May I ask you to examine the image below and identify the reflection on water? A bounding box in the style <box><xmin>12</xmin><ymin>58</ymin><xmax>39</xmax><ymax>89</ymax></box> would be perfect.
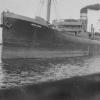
<box><xmin>1</xmin><ymin>56</ymin><xmax>100</xmax><ymax>88</ymax></box>
<box><xmin>0</xmin><ymin>46</ymin><xmax>100</xmax><ymax>88</ymax></box>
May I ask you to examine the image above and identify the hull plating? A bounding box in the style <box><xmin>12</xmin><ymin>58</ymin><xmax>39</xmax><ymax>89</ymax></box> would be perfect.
<box><xmin>1</xmin><ymin>12</ymin><xmax>100</xmax><ymax>59</ymax></box>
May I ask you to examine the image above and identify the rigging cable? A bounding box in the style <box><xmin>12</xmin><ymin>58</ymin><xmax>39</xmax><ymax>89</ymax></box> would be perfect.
<box><xmin>53</xmin><ymin>0</ymin><xmax>60</xmax><ymax>20</ymax></box>
<box><xmin>35</xmin><ymin>0</ymin><xmax>44</xmax><ymax>17</ymax></box>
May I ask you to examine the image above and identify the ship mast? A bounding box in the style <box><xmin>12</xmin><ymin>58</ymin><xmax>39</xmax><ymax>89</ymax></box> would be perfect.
<box><xmin>46</xmin><ymin>0</ymin><xmax>51</xmax><ymax>23</ymax></box>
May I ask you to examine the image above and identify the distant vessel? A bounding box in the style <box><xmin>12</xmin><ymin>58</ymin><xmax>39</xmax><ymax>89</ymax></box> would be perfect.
<box><xmin>1</xmin><ymin>1</ymin><xmax>100</xmax><ymax>59</ymax></box>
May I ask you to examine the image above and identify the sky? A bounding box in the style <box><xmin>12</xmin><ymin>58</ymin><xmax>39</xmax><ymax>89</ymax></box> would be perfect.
<box><xmin>0</xmin><ymin>0</ymin><xmax>100</xmax><ymax>19</ymax></box>
<box><xmin>0</xmin><ymin>0</ymin><xmax>100</xmax><ymax>42</ymax></box>
<box><xmin>87</xmin><ymin>10</ymin><xmax>100</xmax><ymax>32</ymax></box>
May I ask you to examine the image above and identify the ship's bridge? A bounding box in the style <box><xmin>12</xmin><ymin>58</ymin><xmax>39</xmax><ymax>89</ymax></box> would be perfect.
<box><xmin>52</xmin><ymin>19</ymin><xmax>83</xmax><ymax>34</ymax></box>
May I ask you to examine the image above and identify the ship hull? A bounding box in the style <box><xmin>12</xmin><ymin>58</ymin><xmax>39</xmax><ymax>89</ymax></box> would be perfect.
<box><xmin>1</xmin><ymin>12</ymin><xmax>100</xmax><ymax>59</ymax></box>
<box><xmin>2</xmin><ymin>46</ymin><xmax>89</xmax><ymax>59</ymax></box>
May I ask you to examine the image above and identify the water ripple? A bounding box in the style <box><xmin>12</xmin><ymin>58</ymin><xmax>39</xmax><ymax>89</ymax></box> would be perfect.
<box><xmin>0</xmin><ymin>56</ymin><xmax>99</xmax><ymax>88</ymax></box>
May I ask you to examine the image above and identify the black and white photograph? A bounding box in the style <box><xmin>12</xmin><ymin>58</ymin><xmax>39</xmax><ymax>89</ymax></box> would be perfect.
<box><xmin>0</xmin><ymin>0</ymin><xmax>100</xmax><ymax>100</ymax></box>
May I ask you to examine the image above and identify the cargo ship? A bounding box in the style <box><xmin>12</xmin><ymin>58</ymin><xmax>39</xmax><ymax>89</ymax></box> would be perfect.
<box><xmin>1</xmin><ymin>0</ymin><xmax>100</xmax><ymax>59</ymax></box>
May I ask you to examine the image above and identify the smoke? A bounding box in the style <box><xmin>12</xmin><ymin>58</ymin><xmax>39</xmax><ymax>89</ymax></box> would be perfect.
<box><xmin>80</xmin><ymin>4</ymin><xmax>100</xmax><ymax>13</ymax></box>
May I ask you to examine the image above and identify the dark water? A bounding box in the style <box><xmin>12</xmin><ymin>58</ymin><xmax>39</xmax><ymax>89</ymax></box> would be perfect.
<box><xmin>0</xmin><ymin>46</ymin><xmax>100</xmax><ymax>88</ymax></box>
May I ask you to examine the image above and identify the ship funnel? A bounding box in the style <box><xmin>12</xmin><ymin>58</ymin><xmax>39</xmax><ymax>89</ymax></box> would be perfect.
<box><xmin>80</xmin><ymin>3</ymin><xmax>100</xmax><ymax>13</ymax></box>
<box><xmin>80</xmin><ymin>4</ymin><xmax>100</xmax><ymax>32</ymax></box>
